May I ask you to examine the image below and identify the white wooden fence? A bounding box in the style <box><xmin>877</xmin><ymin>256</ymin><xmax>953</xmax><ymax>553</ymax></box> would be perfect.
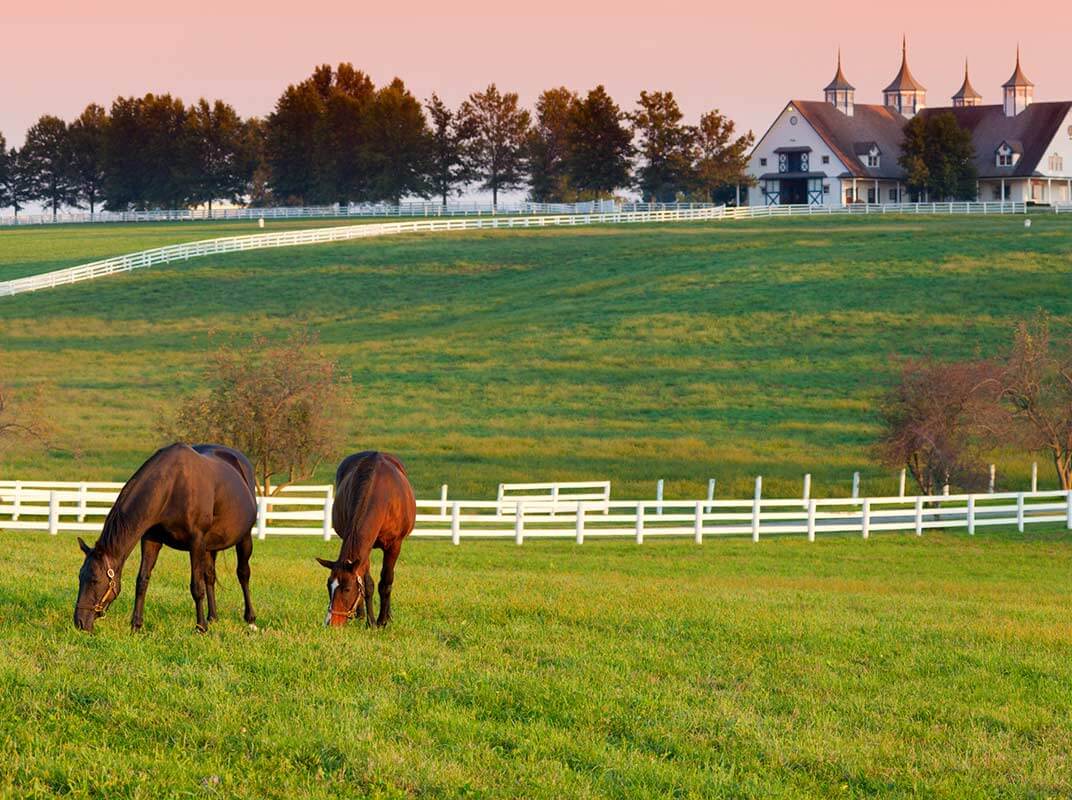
<box><xmin>0</xmin><ymin>202</ymin><xmax>1031</xmax><ymax>299</ymax></box>
<box><xmin>2</xmin><ymin>480</ymin><xmax>1068</xmax><ymax>544</ymax></box>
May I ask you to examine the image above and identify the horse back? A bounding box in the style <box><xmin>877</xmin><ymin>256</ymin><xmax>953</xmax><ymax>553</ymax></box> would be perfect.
<box><xmin>333</xmin><ymin>452</ymin><xmax>415</xmax><ymax>546</ymax></box>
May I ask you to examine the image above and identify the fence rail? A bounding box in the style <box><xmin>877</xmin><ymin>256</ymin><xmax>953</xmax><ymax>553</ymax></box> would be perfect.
<box><xmin>2</xmin><ymin>481</ymin><xmax>1068</xmax><ymax>543</ymax></box>
<box><xmin>0</xmin><ymin>201</ymin><xmax>1032</xmax><ymax>299</ymax></box>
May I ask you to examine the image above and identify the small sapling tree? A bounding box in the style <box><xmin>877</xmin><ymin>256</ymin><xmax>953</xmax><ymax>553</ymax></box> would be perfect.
<box><xmin>170</xmin><ymin>332</ymin><xmax>351</xmax><ymax>496</ymax></box>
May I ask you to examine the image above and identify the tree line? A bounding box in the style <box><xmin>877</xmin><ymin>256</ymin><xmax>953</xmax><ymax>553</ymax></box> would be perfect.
<box><xmin>0</xmin><ymin>64</ymin><xmax>754</xmax><ymax>217</ymax></box>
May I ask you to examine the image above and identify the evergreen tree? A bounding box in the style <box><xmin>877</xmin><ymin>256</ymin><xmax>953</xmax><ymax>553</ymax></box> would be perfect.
<box><xmin>68</xmin><ymin>104</ymin><xmax>108</xmax><ymax>214</ymax></box>
<box><xmin>566</xmin><ymin>85</ymin><xmax>633</xmax><ymax>198</ymax></box>
<box><xmin>631</xmin><ymin>91</ymin><xmax>695</xmax><ymax>202</ymax></box>
<box><xmin>460</xmin><ymin>85</ymin><xmax>531</xmax><ymax>206</ymax></box>
<box><xmin>425</xmin><ymin>93</ymin><xmax>476</xmax><ymax>206</ymax></box>
<box><xmin>899</xmin><ymin>112</ymin><xmax>977</xmax><ymax>201</ymax></box>
<box><xmin>21</xmin><ymin>115</ymin><xmax>78</xmax><ymax>220</ymax></box>
<box><xmin>266</xmin><ymin>80</ymin><xmax>325</xmax><ymax>205</ymax></box>
<box><xmin>0</xmin><ymin>134</ymin><xmax>9</xmax><ymax>212</ymax></box>
<box><xmin>103</xmin><ymin>94</ymin><xmax>191</xmax><ymax>209</ymax></box>
<box><xmin>366</xmin><ymin>78</ymin><xmax>431</xmax><ymax>203</ymax></box>
<box><xmin>527</xmin><ymin>87</ymin><xmax>577</xmax><ymax>202</ymax></box>
<box><xmin>188</xmin><ymin>99</ymin><xmax>253</xmax><ymax>213</ymax></box>
<box><xmin>4</xmin><ymin>148</ymin><xmax>35</xmax><ymax>218</ymax></box>
<box><xmin>689</xmin><ymin>109</ymin><xmax>753</xmax><ymax>204</ymax></box>
<box><xmin>316</xmin><ymin>65</ymin><xmax>375</xmax><ymax>204</ymax></box>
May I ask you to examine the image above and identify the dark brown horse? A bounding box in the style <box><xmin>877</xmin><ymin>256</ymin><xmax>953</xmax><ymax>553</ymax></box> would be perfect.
<box><xmin>317</xmin><ymin>451</ymin><xmax>416</xmax><ymax>628</ymax></box>
<box><xmin>74</xmin><ymin>443</ymin><xmax>258</xmax><ymax>633</ymax></box>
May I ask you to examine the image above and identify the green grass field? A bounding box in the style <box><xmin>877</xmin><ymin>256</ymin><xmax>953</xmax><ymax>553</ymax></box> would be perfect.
<box><xmin>2</xmin><ymin>529</ymin><xmax>1070</xmax><ymax>798</ymax></box>
<box><xmin>3</xmin><ymin>214</ymin><xmax>1072</xmax><ymax>798</ymax></box>
<box><xmin>2</xmin><ymin>214</ymin><xmax>1071</xmax><ymax>498</ymax></box>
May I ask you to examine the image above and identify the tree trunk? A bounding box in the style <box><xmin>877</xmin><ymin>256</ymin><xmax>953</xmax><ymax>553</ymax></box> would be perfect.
<box><xmin>1056</xmin><ymin>451</ymin><xmax>1072</xmax><ymax>490</ymax></box>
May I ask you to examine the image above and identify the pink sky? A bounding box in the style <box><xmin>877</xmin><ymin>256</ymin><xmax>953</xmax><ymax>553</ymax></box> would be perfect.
<box><xmin>3</xmin><ymin>1</ymin><xmax>1067</xmax><ymax>147</ymax></box>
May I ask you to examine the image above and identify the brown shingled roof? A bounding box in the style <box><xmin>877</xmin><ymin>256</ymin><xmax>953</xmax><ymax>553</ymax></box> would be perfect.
<box><xmin>791</xmin><ymin>100</ymin><xmax>908</xmax><ymax>178</ymax></box>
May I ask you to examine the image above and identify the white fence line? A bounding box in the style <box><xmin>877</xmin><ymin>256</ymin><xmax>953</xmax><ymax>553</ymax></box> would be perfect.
<box><xmin>0</xmin><ymin>201</ymin><xmax>1030</xmax><ymax>299</ymax></box>
<box><xmin>2</xmin><ymin>481</ymin><xmax>1068</xmax><ymax>543</ymax></box>
<box><xmin>0</xmin><ymin>199</ymin><xmax>629</xmax><ymax>227</ymax></box>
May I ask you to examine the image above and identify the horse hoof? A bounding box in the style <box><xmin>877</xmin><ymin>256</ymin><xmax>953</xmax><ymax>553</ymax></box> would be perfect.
<box><xmin>195</xmin><ymin>624</ymin><xmax>208</xmax><ymax>634</ymax></box>
<box><xmin>247</xmin><ymin>623</ymin><xmax>259</xmax><ymax>632</ymax></box>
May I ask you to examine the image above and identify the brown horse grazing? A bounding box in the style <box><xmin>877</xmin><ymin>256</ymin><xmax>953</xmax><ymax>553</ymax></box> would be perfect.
<box><xmin>74</xmin><ymin>443</ymin><xmax>257</xmax><ymax>633</ymax></box>
<box><xmin>317</xmin><ymin>451</ymin><xmax>416</xmax><ymax>628</ymax></box>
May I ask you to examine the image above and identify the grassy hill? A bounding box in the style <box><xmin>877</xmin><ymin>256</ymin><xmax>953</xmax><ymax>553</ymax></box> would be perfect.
<box><xmin>2</xmin><ymin>213</ymin><xmax>1071</xmax><ymax>499</ymax></box>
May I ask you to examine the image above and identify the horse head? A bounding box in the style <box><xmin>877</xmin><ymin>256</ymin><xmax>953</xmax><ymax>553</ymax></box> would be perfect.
<box><xmin>316</xmin><ymin>557</ymin><xmax>365</xmax><ymax>627</ymax></box>
<box><xmin>73</xmin><ymin>537</ymin><xmax>121</xmax><ymax>631</ymax></box>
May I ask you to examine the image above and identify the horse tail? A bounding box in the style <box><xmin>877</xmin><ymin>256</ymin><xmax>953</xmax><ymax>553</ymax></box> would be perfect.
<box><xmin>333</xmin><ymin>452</ymin><xmax>381</xmax><ymax>546</ymax></box>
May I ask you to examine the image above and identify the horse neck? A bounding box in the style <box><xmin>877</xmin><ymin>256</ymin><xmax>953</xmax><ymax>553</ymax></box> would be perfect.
<box><xmin>339</xmin><ymin>504</ymin><xmax>386</xmax><ymax>568</ymax></box>
<box><xmin>98</xmin><ymin>486</ymin><xmax>159</xmax><ymax>567</ymax></box>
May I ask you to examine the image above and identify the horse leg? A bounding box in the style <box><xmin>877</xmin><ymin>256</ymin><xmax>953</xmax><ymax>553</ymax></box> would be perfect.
<box><xmin>362</xmin><ymin>563</ymin><xmax>376</xmax><ymax>628</ymax></box>
<box><xmin>376</xmin><ymin>542</ymin><xmax>402</xmax><ymax>628</ymax></box>
<box><xmin>204</xmin><ymin>551</ymin><xmax>219</xmax><ymax>622</ymax></box>
<box><xmin>130</xmin><ymin>539</ymin><xmax>163</xmax><ymax>632</ymax></box>
<box><xmin>189</xmin><ymin>540</ymin><xmax>209</xmax><ymax>632</ymax></box>
<box><xmin>236</xmin><ymin>533</ymin><xmax>256</xmax><ymax>625</ymax></box>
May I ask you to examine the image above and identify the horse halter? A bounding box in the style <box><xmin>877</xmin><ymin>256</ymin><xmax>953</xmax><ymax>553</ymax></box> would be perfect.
<box><xmin>77</xmin><ymin>556</ymin><xmax>117</xmax><ymax>616</ymax></box>
<box><xmin>327</xmin><ymin>577</ymin><xmax>363</xmax><ymax>622</ymax></box>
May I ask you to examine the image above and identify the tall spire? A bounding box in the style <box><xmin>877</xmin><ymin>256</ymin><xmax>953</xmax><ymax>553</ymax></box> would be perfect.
<box><xmin>824</xmin><ymin>48</ymin><xmax>856</xmax><ymax>115</ymax></box>
<box><xmin>952</xmin><ymin>59</ymin><xmax>982</xmax><ymax>107</ymax></box>
<box><xmin>1003</xmin><ymin>45</ymin><xmax>1034</xmax><ymax>116</ymax></box>
<box><xmin>883</xmin><ymin>36</ymin><xmax>927</xmax><ymax>117</ymax></box>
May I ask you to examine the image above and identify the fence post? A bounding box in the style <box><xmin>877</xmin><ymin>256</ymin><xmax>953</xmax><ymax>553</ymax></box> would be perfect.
<box><xmin>861</xmin><ymin>499</ymin><xmax>870</xmax><ymax>540</ymax></box>
<box><xmin>752</xmin><ymin>476</ymin><xmax>762</xmax><ymax>543</ymax></box>
<box><xmin>898</xmin><ymin>469</ymin><xmax>906</xmax><ymax>498</ymax></box>
<box><xmin>575</xmin><ymin>502</ymin><xmax>585</xmax><ymax>545</ymax></box>
<box><xmin>989</xmin><ymin>464</ymin><xmax>996</xmax><ymax>493</ymax></box>
<box><xmin>551</xmin><ymin>483</ymin><xmax>559</xmax><ymax>518</ymax></box>
<box><xmin>451</xmin><ymin>503</ymin><xmax>461</xmax><ymax>546</ymax></box>
<box><xmin>12</xmin><ymin>480</ymin><xmax>21</xmax><ymax>521</ymax></box>
<box><xmin>635</xmin><ymin>502</ymin><xmax>644</xmax><ymax>544</ymax></box>
<box><xmin>967</xmin><ymin>495</ymin><xmax>976</xmax><ymax>535</ymax></box>
<box><xmin>322</xmin><ymin>496</ymin><xmax>333</xmax><ymax>541</ymax></box>
<box><xmin>514</xmin><ymin>502</ymin><xmax>525</xmax><ymax>546</ymax></box>
<box><xmin>851</xmin><ymin>472</ymin><xmax>860</xmax><ymax>498</ymax></box>
<box><xmin>441</xmin><ymin>484</ymin><xmax>449</xmax><ymax>519</ymax></box>
<box><xmin>706</xmin><ymin>479</ymin><xmax>715</xmax><ymax>513</ymax></box>
<box><xmin>48</xmin><ymin>491</ymin><xmax>59</xmax><ymax>535</ymax></box>
<box><xmin>1066</xmin><ymin>490</ymin><xmax>1072</xmax><ymax>531</ymax></box>
<box><xmin>914</xmin><ymin>495</ymin><xmax>923</xmax><ymax>536</ymax></box>
<box><xmin>1016</xmin><ymin>493</ymin><xmax>1024</xmax><ymax>532</ymax></box>
<box><xmin>77</xmin><ymin>483</ymin><xmax>87</xmax><ymax>523</ymax></box>
<box><xmin>256</xmin><ymin>496</ymin><xmax>267</xmax><ymax>540</ymax></box>
<box><xmin>807</xmin><ymin>498</ymin><xmax>817</xmax><ymax>542</ymax></box>
<box><xmin>1031</xmin><ymin>462</ymin><xmax>1038</xmax><ymax>493</ymax></box>
<box><xmin>803</xmin><ymin>473</ymin><xmax>811</xmax><ymax>508</ymax></box>
<box><xmin>496</xmin><ymin>483</ymin><xmax>504</xmax><ymax>518</ymax></box>
<box><xmin>694</xmin><ymin>500</ymin><xmax>703</xmax><ymax>544</ymax></box>
<box><xmin>656</xmin><ymin>480</ymin><xmax>664</xmax><ymax>516</ymax></box>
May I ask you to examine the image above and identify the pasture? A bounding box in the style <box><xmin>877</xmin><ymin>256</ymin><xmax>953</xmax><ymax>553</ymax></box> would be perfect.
<box><xmin>2</xmin><ymin>213</ymin><xmax>1072</xmax><ymax>498</ymax></box>
<box><xmin>2</xmin><ymin>528</ymin><xmax>1071</xmax><ymax>798</ymax></box>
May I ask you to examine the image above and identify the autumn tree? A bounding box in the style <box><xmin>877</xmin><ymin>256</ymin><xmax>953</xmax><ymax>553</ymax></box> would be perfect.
<box><xmin>566</xmin><ymin>85</ymin><xmax>633</xmax><ymax>198</ymax></box>
<box><xmin>460</xmin><ymin>84</ymin><xmax>531</xmax><ymax>206</ymax></box>
<box><xmin>690</xmin><ymin>109</ymin><xmax>753</xmax><ymax>204</ymax></box>
<box><xmin>877</xmin><ymin>358</ymin><xmax>1001</xmax><ymax>495</ymax></box>
<box><xmin>170</xmin><ymin>333</ymin><xmax>351</xmax><ymax>496</ymax></box>
<box><xmin>424</xmin><ymin>93</ymin><xmax>476</xmax><ymax>206</ymax></box>
<box><xmin>527</xmin><ymin>87</ymin><xmax>578</xmax><ymax>202</ymax></box>
<box><xmin>1001</xmin><ymin>314</ymin><xmax>1072</xmax><ymax>489</ymax></box>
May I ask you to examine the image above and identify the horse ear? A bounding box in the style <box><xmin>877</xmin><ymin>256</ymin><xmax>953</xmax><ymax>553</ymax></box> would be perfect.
<box><xmin>341</xmin><ymin>559</ymin><xmax>356</xmax><ymax>571</ymax></box>
<box><xmin>77</xmin><ymin>537</ymin><xmax>93</xmax><ymax>556</ymax></box>
<box><xmin>315</xmin><ymin>557</ymin><xmax>336</xmax><ymax>570</ymax></box>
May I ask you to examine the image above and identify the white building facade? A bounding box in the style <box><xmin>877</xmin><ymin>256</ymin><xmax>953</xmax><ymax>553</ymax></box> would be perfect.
<box><xmin>747</xmin><ymin>44</ymin><xmax>1072</xmax><ymax>206</ymax></box>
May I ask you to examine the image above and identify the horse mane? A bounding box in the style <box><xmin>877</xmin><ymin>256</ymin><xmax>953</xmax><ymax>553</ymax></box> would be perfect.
<box><xmin>96</xmin><ymin>444</ymin><xmax>179</xmax><ymax>551</ymax></box>
<box><xmin>335</xmin><ymin>452</ymin><xmax>382</xmax><ymax>547</ymax></box>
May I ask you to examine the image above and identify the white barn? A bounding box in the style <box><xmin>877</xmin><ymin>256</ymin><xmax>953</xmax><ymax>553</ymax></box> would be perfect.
<box><xmin>747</xmin><ymin>42</ymin><xmax>1072</xmax><ymax>206</ymax></box>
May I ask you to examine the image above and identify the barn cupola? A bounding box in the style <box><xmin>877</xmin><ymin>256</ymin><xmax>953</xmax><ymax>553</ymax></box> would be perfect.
<box><xmin>883</xmin><ymin>37</ymin><xmax>927</xmax><ymax>118</ymax></box>
<box><xmin>1002</xmin><ymin>46</ymin><xmax>1034</xmax><ymax>117</ymax></box>
<box><xmin>952</xmin><ymin>60</ymin><xmax>982</xmax><ymax>107</ymax></box>
<box><xmin>824</xmin><ymin>50</ymin><xmax>856</xmax><ymax>116</ymax></box>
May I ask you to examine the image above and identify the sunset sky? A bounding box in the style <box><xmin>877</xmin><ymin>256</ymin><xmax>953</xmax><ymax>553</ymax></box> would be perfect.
<box><xmin>3</xmin><ymin>0</ymin><xmax>1067</xmax><ymax>147</ymax></box>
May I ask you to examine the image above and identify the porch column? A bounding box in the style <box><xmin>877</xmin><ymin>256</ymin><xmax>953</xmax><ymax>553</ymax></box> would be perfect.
<box><xmin>735</xmin><ymin>184</ymin><xmax>741</xmax><ymax>206</ymax></box>
<box><xmin>852</xmin><ymin>177</ymin><xmax>857</xmax><ymax>203</ymax></box>
<box><xmin>1001</xmin><ymin>179</ymin><xmax>1006</xmax><ymax>201</ymax></box>
<box><xmin>874</xmin><ymin>180</ymin><xmax>878</xmax><ymax>205</ymax></box>
<box><xmin>1048</xmin><ymin>178</ymin><xmax>1053</xmax><ymax>203</ymax></box>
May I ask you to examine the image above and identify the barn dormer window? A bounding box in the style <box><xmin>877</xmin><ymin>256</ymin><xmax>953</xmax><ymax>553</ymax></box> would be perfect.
<box><xmin>997</xmin><ymin>143</ymin><xmax>1015</xmax><ymax>167</ymax></box>
<box><xmin>1049</xmin><ymin>153</ymin><xmax>1064</xmax><ymax>172</ymax></box>
<box><xmin>866</xmin><ymin>146</ymin><xmax>880</xmax><ymax>168</ymax></box>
